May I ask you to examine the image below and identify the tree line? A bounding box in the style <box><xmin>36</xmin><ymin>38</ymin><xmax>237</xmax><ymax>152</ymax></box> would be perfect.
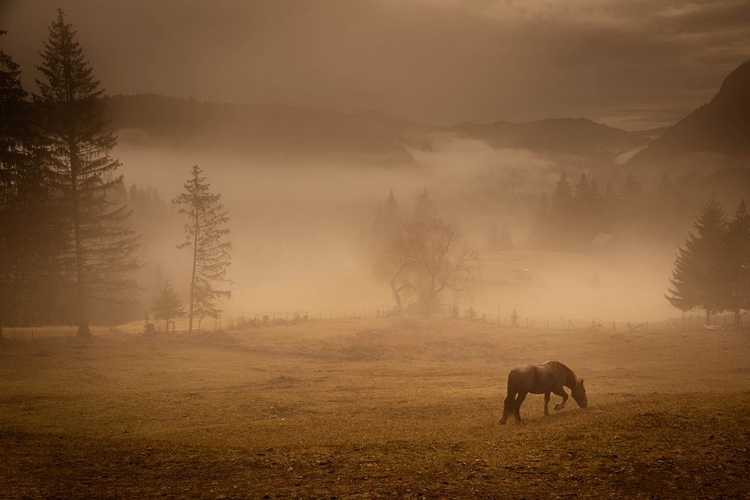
<box><xmin>0</xmin><ymin>12</ymin><xmax>231</xmax><ymax>336</ymax></box>
<box><xmin>528</xmin><ymin>167</ymin><xmax>750</xmax><ymax>252</ymax></box>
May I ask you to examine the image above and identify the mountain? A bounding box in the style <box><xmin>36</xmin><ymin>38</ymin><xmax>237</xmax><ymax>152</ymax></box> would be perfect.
<box><xmin>105</xmin><ymin>94</ymin><xmax>419</xmax><ymax>166</ymax></box>
<box><xmin>630</xmin><ymin>60</ymin><xmax>750</xmax><ymax>166</ymax></box>
<box><xmin>104</xmin><ymin>94</ymin><xmax>657</xmax><ymax>168</ymax></box>
<box><xmin>453</xmin><ymin>118</ymin><xmax>654</xmax><ymax>162</ymax></box>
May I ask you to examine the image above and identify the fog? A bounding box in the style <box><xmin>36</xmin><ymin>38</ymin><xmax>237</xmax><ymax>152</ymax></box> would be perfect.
<box><xmin>4</xmin><ymin>1</ymin><xmax>747</xmax><ymax>329</ymax></box>
<box><xmin>116</xmin><ymin>134</ymin><xmax>683</xmax><ymax>323</ymax></box>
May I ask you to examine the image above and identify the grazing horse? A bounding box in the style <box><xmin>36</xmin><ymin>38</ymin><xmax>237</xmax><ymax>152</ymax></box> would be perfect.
<box><xmin>500</xmin><ymin>360</ymin><xmax>587</xmax><ymax>425</ymax></box>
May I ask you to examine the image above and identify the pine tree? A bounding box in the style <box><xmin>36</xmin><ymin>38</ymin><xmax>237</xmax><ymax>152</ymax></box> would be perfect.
<box><xmin>173</xmin><ymin>165</ymin><xmax>231</xmax><ymax>332</ymax></box>
<box><xmin>529</xmin><ymin>194</ymin><xmax>550</xmax><ymax>249</ymax></box>
<box><xmin>34</xmin><ymin>11</ymin><xmax>140</xmax><ymax>336</ymax></box>
<box><xmin>551</xmin><ymin>173</ymin><xmax>574</xmax><ymax>248</ymax></box>
<box><xmin>665</xmin><ymin>198</ymin><xmax>727</xmax><ymax>324</ymax></box>
<box><xmin>151</xmin><ymin>280</ymin><xmax>183</xmax><ymax>332</ymax></box>
<box><xmin>723</xmin><ymin>200</ymin><xmax>750</xmax><ymax>329</ymax></box>
<box><xmin>619</xmin><ymin>171</ymin><xmax>643</xmax><ymax>201</ymax></box>
<box><xmin>413</xmin><ymin>187</ymin><xmax>436</xmax><ymax>225</ymax></box>
<box><xmin>552</xmin><ymin>173</ymin><xmax>572</xmax><ymax>212</ymax></box>
<box><xmin>383</xmin><ymin>188</ymin><xmax>400</xmax><ymax>232</ymax></box>
<box><xmin>0</xmin><ymin>32</ymin><xmax>54</xmax><ymax>325</ymax></box>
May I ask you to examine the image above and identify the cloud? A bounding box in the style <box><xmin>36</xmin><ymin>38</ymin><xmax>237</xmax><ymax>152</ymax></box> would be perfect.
<box><xmin>4</xmin><ymin>0</ymin><xmax>749</xmax><ymax>129</ymax></box>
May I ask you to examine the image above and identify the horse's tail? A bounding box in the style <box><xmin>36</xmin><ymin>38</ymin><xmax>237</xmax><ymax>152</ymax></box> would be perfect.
<box><xmin>502</xmin><ymin>370</ymin><xmax>518</xmax><ymax>416</ymax></box>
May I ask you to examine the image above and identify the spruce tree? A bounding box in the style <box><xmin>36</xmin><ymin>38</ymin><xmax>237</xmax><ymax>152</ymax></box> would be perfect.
<box><xmin>1</xmin><ymin>31</ymin><xmax>62</xmax><ymax>326</ymax></box>
<box><xmin>551</xmin><ymin>173</ymin><xmax>574</xmax><ymax>248</ymax></box>
<box><xmin>151</xmin><ymin>280</ymin><xmax>183</xmax><ymax>332</ymax></box>
<box><xmin>34</xmin><ymin>11</ymin><xmax>140</xmax><ymax>336</ymax></box>
<box><xmin>173</xmin><ymin>165</ymin><xmax>231</xmax><ymax>332</ymax></box>
<box><xmin>413</xmin><ymin>187</ymin><xmax>436</xmax><ymax>225</ymax></box>
<box><xmin>665</xmin><ymin>198</ymin><xmax>727</xmax><ymax>325</ymax></box>
<box><xmin>723</xmin><ymin>200</ymin><xmax>750</xmax><ymax>329</ymax></box>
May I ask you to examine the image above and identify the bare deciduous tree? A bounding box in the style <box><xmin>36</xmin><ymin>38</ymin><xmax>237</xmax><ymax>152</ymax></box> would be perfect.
<box><xmin>375</xmin><ymin>214</ymin><xmax>479</xmax><ymax>315</ymax></box>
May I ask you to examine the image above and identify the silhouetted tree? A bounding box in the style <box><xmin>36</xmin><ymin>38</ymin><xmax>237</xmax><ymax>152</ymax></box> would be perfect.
<box><xmin>374</xmin><ymin>191</ymin><xmax>479</xmax><ymax>315</ymax></box>
<box><xmin>34</xmin><ymin>11</ymin><xmax>140</xmax><ymax>336</ymax></box>
<box><xmin>413</xmin><ymin>187</ymin><xmax>437</xmax><ymax>225</ymax></box>
<box><xmin>373</xmin><ymin>222</ymin><xmax>418</xmax><ymax>312</ymax></box>
<box><xmin>151</xmin><ymin>280</ymin><xmax>183</xmax><ymax>332</ymax></box>
<box><xmin>412</xmin><ymin>219</ymin><xmax>479</xmax><ymax>315</ymax></box>
<box><xmin>173</xmin><ymin>165</ymin><xmax>231</xmax><ymax>332</ymax></box>
<box><xmin>550</xmin><ymin>172</ymin><xmax>574</xmax><ymax>248</ymax></box>
<box><xmin>619</xmin><ymin>171</ymin><xmax>643</xmax><ymax>201</ymax></box>
<box><xmin>665</xmin><ymin>198</ymin><xmax>727</xmax><ymax>324</ymax></box>
<box><xmin>552</xmin><ymin>173</ymin><xmax>573</xmax><ymax>213</ymax></box>
<box><xmin>0</xmin><ymin>32</ymin><xmax>59</xmax><ymax>325</ymax></box>
<box><xmin>528</xmin><ymin>194</ymin><xmax>550</xmax><ymax>248</ymax></box>
<box><xmin>722</xmin><ymin>200</ymin><xmax>750</xmax><ymax>328</ymax></box>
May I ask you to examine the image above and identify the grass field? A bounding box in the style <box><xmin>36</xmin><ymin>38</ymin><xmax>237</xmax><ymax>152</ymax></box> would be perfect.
<box><xmin>1</xmin><ymin>318</ymin><xmax>749</xmax><ymax>498</ymax></box>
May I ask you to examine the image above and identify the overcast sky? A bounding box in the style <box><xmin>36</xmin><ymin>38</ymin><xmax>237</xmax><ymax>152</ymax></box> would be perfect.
<box><xmin>2</xmin><ymin>0</ymin><xmax>749</xmax><ymax>130</ymax></box>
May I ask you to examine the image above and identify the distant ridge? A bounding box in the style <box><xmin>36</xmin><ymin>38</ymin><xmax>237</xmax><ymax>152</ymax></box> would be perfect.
<box><xmin>104</xmin><ymin>94</ymin><xmax>658</xmax><ymax>167</ymax></box>
<box><xmin>453</xmin><ymin>118</ymin><xmax>653</xmax><ymax>160</ymax></box>
<box><xmin>630</xmin><ymin>59</ymin><xmax>750</xmax><ymax>165</ymax></box>
<box><xmin>104</xmin><ymin>94</ymin><xmax>418</xmax><ymax>166</ymax></box>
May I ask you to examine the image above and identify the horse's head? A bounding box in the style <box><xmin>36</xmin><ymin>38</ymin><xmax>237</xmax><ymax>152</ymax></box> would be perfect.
<box><xmin>572</xmin><ymin>379</ymin><xmax>588</xmax><ymax>408</ymax></box>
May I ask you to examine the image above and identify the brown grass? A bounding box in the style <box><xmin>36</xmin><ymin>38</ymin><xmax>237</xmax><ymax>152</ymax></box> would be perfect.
<box><xmin>1</xmin><ymin>318</ymin><xmax>749</xmax><ymax>498</ymax></box>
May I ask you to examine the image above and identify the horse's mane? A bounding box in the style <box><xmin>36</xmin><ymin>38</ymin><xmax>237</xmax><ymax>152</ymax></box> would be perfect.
<box><xmin>545</xmin><ymin>360</ymin><xmax>579</xmax><ymax>387</ymax></box>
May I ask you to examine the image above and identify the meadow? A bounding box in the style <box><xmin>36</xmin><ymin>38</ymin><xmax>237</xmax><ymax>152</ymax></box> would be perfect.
<box><xmin>1</xmin><ymin>318</ymin><xmax>749</xmax><ymax>498</ymax></box>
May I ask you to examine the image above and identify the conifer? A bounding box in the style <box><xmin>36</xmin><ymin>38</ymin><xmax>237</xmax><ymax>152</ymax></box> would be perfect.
<box><xmin>173</xmin><ymin>165</ymin><xmax>231</xmax><ymax>332</ymax></box>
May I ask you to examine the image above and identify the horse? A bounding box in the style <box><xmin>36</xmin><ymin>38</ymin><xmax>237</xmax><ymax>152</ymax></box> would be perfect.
<box><xmin>500</xmin><ymin>360</ymin><xmax>587</xmax><ymax>425</ymax></box>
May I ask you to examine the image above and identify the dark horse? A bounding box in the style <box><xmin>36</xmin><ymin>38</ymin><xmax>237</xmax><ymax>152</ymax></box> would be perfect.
<box><xmin>500</xmin><ymin>360</ymin><xmax>587</xmax><ymax>424</ymax></box>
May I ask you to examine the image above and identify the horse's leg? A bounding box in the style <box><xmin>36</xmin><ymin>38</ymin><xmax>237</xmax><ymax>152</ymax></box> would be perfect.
<box><xmin>552</xmin><ymin>386</ymin><xmax>568</xmax><ymax>411</ymax></box>
<box><xmin>500</xmin><ymin>392</ymin><xmax>515</xmax><ymax>425</ymax></box>
<box><xmin>544</xmin><ymin>392</ymin><xmax>551</xmax><ymax>416</ymax></box>
<box><xmin>514</xmin><ymin>391</ymin><xmax>527</xmax><ymax>423</ymax></box>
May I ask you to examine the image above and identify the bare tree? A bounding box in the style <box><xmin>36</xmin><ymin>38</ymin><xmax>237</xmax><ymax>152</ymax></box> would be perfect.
<box><xmin>375</xmin><ymin>217</ymin><xmax>479</xmax><ymax>316</ymax></box>
<box><xmin>411</xmin><ymin>219</ymin><xmax>480</xmax><ymax>315</ymax></box>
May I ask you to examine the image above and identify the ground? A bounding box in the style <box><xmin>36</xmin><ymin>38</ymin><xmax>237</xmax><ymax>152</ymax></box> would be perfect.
<box><xmin>1</xmin><ymin>318</ymin><xmax>749</xmax><ymax>498</ymax></box>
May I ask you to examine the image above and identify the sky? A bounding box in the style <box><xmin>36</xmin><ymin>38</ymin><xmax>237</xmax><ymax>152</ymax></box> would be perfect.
<box><xmin>2</xmin><ymin>0</ymin><xmax>749</xmax><ymax>130</ymax></box>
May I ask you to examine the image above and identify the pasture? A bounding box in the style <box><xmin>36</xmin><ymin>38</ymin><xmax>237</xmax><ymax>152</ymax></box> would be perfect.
<box><xmin>1</xmin><ymin>318</ymin><xmax>749</xmax><ymax>498</ymax></box>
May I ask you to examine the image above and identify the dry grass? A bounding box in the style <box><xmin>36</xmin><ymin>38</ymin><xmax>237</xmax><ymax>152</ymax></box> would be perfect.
<box><xmin>1</xmin><ymin>317</ymin><xmax>749</xmax><ymax>498</ymax></box>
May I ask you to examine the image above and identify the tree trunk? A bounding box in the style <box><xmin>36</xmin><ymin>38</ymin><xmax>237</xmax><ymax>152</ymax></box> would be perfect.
<box><xmin>389</xmin><ymin>278</ymin><xmax>402</xmax><ymax>312</ymax></box>
<box><xmin>188</xmin><ymin>179</ymin><xmax>199</xmax><ymax>333</ymax></box>
<box><xmin>736</xmin><ymin>309</ymin><xmax>742</xmax><ymax>331</ymax></box>
<box><xmin>70</xmin><ymin>144</ymin><xmax>90</xmax><ymax>338</ymax></box>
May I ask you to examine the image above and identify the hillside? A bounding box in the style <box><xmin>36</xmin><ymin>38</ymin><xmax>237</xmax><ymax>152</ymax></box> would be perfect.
<box><xmin>105</xmin><ymin>94</ymin><xmax>656</xmax><ymax>168</ymax></box>
<box><xmin>630</xmin><ymin>59</ymin><xmax>750</xmax><ymax>165</ymax></box>
<box><xmin>454</xmin><ymin>118</ymin><xmax>653</xmax><ymax>162</ymax></box>
<box><xmin>105</xmin><ymin>95</ymin><xmax>419</xmax><ymax>166</ymax></box>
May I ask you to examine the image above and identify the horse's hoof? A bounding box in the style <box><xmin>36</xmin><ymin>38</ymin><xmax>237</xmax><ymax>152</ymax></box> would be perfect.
<box><xmin>500</xmin><ymin>420</ymin><xmax>507</xmax><ymax>426</ymax></box>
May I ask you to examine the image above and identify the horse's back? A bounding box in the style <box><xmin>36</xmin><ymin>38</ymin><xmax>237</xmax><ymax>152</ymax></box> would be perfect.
<box><xmin>507</xmin><ymin>364</ymin><xmax>547</xmax><ymax>394</ymax></box>
<box><xmin>507</xmin><ymin>362</ymin><xmax>562</xmax><ymax>394</ymax></box>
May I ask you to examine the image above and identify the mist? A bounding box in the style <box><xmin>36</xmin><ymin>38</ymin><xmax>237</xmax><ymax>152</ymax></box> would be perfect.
<box><xmin>114</xmin><ymin>129</ymin><xmax>689</xmax><ymax>324</ymax></box>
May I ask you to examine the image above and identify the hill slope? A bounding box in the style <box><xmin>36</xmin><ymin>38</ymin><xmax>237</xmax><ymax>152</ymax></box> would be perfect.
<box><xmin>630</xmin><ymin>59</ymin><xmax>750</xmax><ymax>165</ymax></box>
<box><xmin>105</xmin><ymin>94</ymin><xmax>419</xmax><ymax>166</ymax></box>
<box><xmin>105</xmin><ymin>94</ymin><xmax>657</xmax><ymax>168</ymax></box>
